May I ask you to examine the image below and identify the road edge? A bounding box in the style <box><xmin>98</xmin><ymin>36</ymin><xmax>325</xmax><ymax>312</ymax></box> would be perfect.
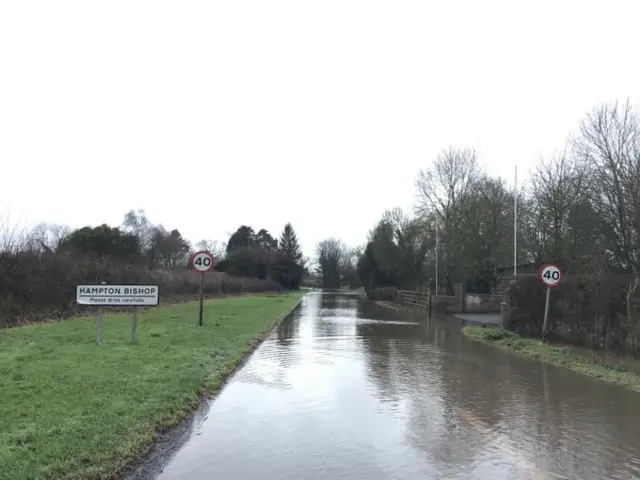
<box><xmin>462</xmin><ymin>325</ymin><xmax>640</xmax><ymax>393</ymax></box>
<box><xmin>119</xmin><ymin>293</ymin><xmax>306</xmax><ymax>480</ymax></box>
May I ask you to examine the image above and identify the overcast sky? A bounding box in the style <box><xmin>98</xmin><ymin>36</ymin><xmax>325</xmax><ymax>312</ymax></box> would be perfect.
<box><xmin>1</xmin><ymin>1</ymin><xmax>638</xmax><ymax>258</ymax></box>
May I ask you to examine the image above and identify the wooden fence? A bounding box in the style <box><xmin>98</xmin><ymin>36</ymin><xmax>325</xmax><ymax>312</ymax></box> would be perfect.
<box><xmin>371</xmin><ymin>287</ymin><xmax>460</xmax><ymax>311</ymax></box>
<box><xmin>396</xmin><ymin>289</ymin><xmax>430</xmax><ymax>308</ymax></box>
<box><xmin>371</xmin><ymin>286</ymin><xmax>501</xmax><ymax>314</ymax></box>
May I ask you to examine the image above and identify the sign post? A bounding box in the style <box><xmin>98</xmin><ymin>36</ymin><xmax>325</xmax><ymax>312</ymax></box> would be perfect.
<box><xmin>428</xmin><ymin>278</ymin><xmax>434</xmax><ymax>320</ymax></box>
<box><xmin>131</xmin><ymin>309</ymin><xmax>139</xmax><ymax>344</ymax></box>
<box><xmin>199</xmin><ymin>272</ymin><xmax>204</xmax><ymax>327</ymax></box>
<box><xmin>97</xmin><ymin>306</ymin><xmax>104</xmax><ymax>345</ymax></box>
<box><xmin>190</xmin><ymin>250</ymin><xmax>215</xmax><ymax>326</ymax></box>
<box><xmin>96</xmin><ymin>281</ymin><xmax>106</xmax><ymax>345</ymax></box>
<box><xmin>76</xmin><ymin>284</ymin><xmax>160</xmax><ymax>345</ymax></box>
<box><xmin>538</xmin><ymin>264</ymin><xmax>563</xmax><ymax>342</ymax></box>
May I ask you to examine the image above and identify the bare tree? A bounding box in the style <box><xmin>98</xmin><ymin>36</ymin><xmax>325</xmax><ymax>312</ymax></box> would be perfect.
<box><xmin>459</xmin><ymin>176</ymin><xmax>513</xmax><ymax>291</ymax></box>
<box><xmin>0</xmin><ymin>213</ymin><xmax>30</xmax><ymax>253</ymax></box>
<box><xmin>24</xmin><ymin>223</ymin><xmax>71</xmax><ymax>253</ymax></box>
<box><xmin>122</xmin><ymin>209</ymin><xmax>154</xmax><ymax>252</ymax></box>
<box><xmin>575</xmin><ymin>100</ymin><xmax>640</xmax><ymax>272</ymax></box>
<box><xmin>415</xmin><ymin>147</ymin><xmax>484</xmax><ymax>293</ymax></box>
<box><xmin>0</xmin><ymin>215</ymin><xmax>29</xmax><ymax>291</ymax></box>
<box><xmin>415</xmin><ymin>147</ymin><xmax>483</xmax><ymax>218</ymax></box>
<box><xmin>195</xmin><ymin>239</ymin><xmax>227</xmax><ymax>260</ymax></box>
<box><xmin>521</xmin><ymin>146</ymin><xmax>604</xmax><ymax>273</ymax></box>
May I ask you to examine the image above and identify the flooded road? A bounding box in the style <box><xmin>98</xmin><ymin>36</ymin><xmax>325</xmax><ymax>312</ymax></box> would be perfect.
<box><xmin>153</xmin><ymin>293</ymin><xmax>640</xmax><ymax>479</ymax></box>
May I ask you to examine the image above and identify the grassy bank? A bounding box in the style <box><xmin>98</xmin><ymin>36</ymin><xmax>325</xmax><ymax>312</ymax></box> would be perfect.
<box><xmin>462</xmin><ymin>325</ymin><xmax>640</xmax><ymax>392</ymax></box>
<box><xmin>0</xmin><ymin>293</ymin><xmax>303</xmax><ymax>480</ymax></box>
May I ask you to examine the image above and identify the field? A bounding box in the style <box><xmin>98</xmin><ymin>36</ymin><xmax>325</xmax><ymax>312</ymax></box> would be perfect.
<box><xmin>462</xmin><ymin>325</ymin><xmax>640</xmax><ymax>392</ymax></box>
<box><xmin>0</xmin><ymin>293</ymin><xmax>303</xmax><ymax>479</ymax></box>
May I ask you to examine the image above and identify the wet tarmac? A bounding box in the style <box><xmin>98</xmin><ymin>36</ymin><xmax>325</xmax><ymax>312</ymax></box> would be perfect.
<box><xmin>137</xmin><ymin>292</ymin><xmax>640</xmax><ymax>480</ymax></box>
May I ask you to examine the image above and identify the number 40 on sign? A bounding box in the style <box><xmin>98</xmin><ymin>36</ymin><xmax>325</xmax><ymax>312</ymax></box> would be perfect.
<box><xmin>191</xmin><ymin>251</ymin><xmax>214</xmax><ymax>272</ymax></box>
<box><xmin>539</xmin><ymin>264</ymin><xmax>562</xmax><ymax>288</ymax></box>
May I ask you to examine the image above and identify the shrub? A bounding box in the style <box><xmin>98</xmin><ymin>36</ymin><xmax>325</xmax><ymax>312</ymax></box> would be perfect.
<box><xmin>505</xmin><ymin>274</ymin><xmax>639</xmax><ymax>353</ymax></box>
<box><xmin>481</xmin><ymin>327</ymin><xmax>516</xmax><ymax>342</ymax></box>
<box><xmin>0</xmin><ymin>249</ymin><xmax>281</xmax><ymax>327</ymax></box>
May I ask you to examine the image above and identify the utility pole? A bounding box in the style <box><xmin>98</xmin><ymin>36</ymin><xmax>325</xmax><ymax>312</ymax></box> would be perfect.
<box><xmin>435</xmin><ymin>216</ymin><xmax>439</xmax><ymax>297</ymax></box>
<box><xmin>514</xmin><ymin>165</ymin><xmax>518</xmax><ymax>279</ymax></box>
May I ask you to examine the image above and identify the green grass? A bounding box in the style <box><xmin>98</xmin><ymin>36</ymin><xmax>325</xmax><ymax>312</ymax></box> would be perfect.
<box><xmin>0</xmin><ymin>293</ymin><xmax>304</xmax><ymax>480</ymax></box>
<box><xmin>462</xmin><ymin>325</ymin><xmax>640</xmax><ymax>392</ymax></box>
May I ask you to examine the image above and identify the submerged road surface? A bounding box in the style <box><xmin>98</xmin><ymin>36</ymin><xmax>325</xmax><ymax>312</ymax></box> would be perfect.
<box><xmin>150</xmin><ymin>293</ymin><xmax>640</xmax><ymax>479</ymax></box>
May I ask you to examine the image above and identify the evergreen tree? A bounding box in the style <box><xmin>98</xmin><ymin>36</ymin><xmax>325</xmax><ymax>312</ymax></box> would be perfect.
<box><xmin>226</xmin><ymin>225</ymin><xmax>255</xmax><ymax>252</ymax></box>
<box><xmin>279</xmin><ymin>223</ymin><xmax>304</xmax><ymax>264</ymax></box>
<box><xmin>277</xmin><ymin>223</ymin><xmax>305</xmax><ymax>289</ymax></box>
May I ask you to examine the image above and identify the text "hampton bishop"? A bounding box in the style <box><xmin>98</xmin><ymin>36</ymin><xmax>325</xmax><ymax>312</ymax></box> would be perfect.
<box><xmin>78</xmin><ymin>286</ymin><xmax>158</xmax><ymax>295</ymax></box>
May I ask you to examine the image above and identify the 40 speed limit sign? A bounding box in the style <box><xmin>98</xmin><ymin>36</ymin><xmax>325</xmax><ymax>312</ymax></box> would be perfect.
<box><xmin>539</xmin><ymin>264</ymin><xmax>562</xmax><ymax>288</ymax></box>
<box><xmin>191</xmin><ymin>250</ymin><xmax>214</xmax><ymax>273</ymax></box>
<box><xmin>191</xmin><ymin>250</ymin><xmax>214</xmax><ymax>327</ymax></box>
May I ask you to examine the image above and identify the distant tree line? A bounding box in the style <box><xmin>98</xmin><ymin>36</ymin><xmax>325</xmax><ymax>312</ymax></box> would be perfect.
<box><xmin>356</xmin><ymin>100</ymin><xmax>640</xmax><ymax>293</ymax></box>
<box><xmin>22</xmin><ymin>210</ymin><xmax>309</xmax><ymax>290</ymax></box>
<box><xmin>351</xmin><ymin>99</ymin><xmax>640</xmax><ymax>352</ymax></box>
<box><xmin>0</xmin><ymin>210</ymin><xmax>308</xmax><ymax>326</ymax></box>
<box><xmin>22</xmin><ymin>209</ymin><xmax>194</xmax><ymax>269</ymax></box>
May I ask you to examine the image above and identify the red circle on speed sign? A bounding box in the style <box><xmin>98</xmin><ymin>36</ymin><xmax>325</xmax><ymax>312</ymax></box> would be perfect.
<box><xmin>539</xmin><ymin>264</ymin><xmax>562</xmax><ymax>288</ymax></box>
<box><xmin>191</xmin><ymin>250</ymin><xmax>214</xmax><ymax>273</ymax></box>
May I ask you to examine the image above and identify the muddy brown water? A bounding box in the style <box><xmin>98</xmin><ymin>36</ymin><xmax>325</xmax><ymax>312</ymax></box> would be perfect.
<box><xmin>150</xmin><ymin>292</ymin><xmax>640</xmax><ymax>480</ymax></box>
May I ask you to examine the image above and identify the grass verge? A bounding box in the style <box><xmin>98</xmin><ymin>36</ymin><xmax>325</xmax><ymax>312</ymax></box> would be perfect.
<box><xmin>0</xmin><ymin>292</ymin><xmax>304</xmax><ymax>480</ymax></box>
<box><xmin>462</xmin><ymin>325</ymin><xmax>640</xmax><ymax>393</ymax></box>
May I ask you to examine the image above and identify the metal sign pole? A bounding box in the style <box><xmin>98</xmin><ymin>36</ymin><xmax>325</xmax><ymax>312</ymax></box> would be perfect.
<box><xmin>514</xmin><ymin>165</ymin><xmax>518</xmax><ymax>279</ymax></box>
<box><xmin>199</xmin><ymin>272</ymin><xmax>204</xmax><ymax>326</ymax></box>
<box><xmin>96</xmin><ymin>281</ymin><xmax>106</xmax><ymax>345</ymax></box>
<box><xmin>132</xmin><ymin>309</ymin><xmax>138</xmax><ymax>344</ymax></box>
<box><xmin>96</xmin><ymin>307</ymin><xmax>104</xmax><ymax>345</ymax></box>
<box><xmin>542</xmin><ymin>286</ymin><xmax>551</xmax><ymax>342</ymax></box>
<box><xmin>435</xmin><ymin>217</ymin><xmax>439</xmax><ymax>299</ymax></box>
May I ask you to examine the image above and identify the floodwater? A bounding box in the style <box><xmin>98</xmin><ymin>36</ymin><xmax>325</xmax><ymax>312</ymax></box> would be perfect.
<box><xmin>152</xmin><ymin>293</ymin><xmax>640</xmax><ymax>480</ymax></box>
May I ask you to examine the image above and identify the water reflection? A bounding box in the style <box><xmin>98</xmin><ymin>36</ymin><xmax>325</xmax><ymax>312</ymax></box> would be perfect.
<box><xmin>153</xmin><ymin>292</ymin><xmax>640</xmax><ymax>480</ymax></box>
